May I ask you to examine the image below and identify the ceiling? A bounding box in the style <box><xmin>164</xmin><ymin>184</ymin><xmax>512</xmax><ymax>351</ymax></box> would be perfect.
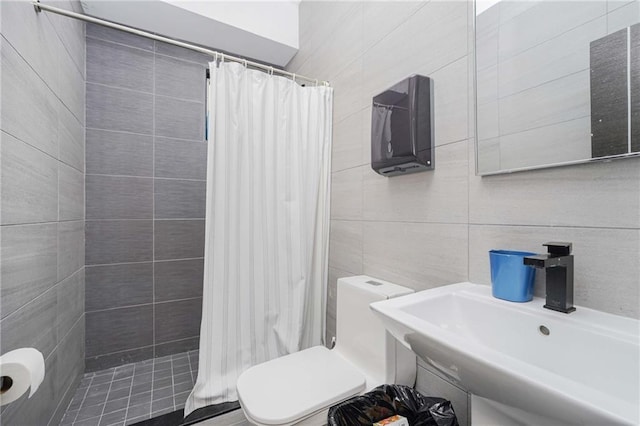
<box><xmin>80</xmin><ymin>1</ymin><xmax>299</xmax><ymax>66</ymax></box>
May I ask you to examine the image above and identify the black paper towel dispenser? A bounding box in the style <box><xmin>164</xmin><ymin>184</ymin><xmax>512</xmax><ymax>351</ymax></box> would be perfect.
<box><xmin>371</xmin><ymin>75</ymin><xmax>434</xmax><ymax>176</ymax></box>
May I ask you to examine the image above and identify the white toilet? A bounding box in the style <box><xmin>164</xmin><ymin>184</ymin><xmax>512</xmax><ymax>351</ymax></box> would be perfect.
<box><xmin>236</xmin><ymin>275</ymin><xmax>417</xmax><ymax>426</ymax></box>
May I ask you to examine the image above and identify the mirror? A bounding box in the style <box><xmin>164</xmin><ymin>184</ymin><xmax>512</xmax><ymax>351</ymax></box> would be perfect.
<box><xmin>475</xmin><ymin>0</ymin><xmax>640</xmax><ymax>175</ymax></box>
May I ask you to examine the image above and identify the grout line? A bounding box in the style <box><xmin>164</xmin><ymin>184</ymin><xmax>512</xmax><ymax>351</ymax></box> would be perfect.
<box><xmin>85</xmin><ymin>126</ymin><xmax>205</xmax><ymax>144</ymax></box>
<box><xmin>86</xmin><ymin>173</ymin><xmax>206</xmax><ymax>182</ymax></box>
<box><xmin>480</xmin><ymin>68</ymin><xmax>589</xmax><ymax>104</ymax></box>
<box><xmin>0</xmin><ymin>128</ymin><xmax>70</xmax><ymax>176</ymax></box>
<box><xmin>327</xmin><ymin>218</ymin><xmax>640</xmax><ymax>231</ymax></box>
<box><xmin>153</xmin><ymin>256</ymin><xmax>205</xmax><ymax>263</ymax></box>
<box><xmin>152</xmin><ymin>38</ymin><xmax>157</xmax><ymax>414</ymax></box>
<box><xmin>45</xmin><ymin>314</ymin><xmax>85</xmax><ymax>375</ymax></box>
<box><xmin>628</xmin><ymin>26</ymin><xmax>632</xmax><ymax>154</ymax></box>
<box><xmin>49</xmin><ymin>372</ymin><xmax>82</xmax><ymax>426</ymax></box>
<box><xmin>155</xmin><ymin>92</ymin><xmax>206</xmax><ymax>105</ymax></box>
<box><xmin>124</xmin><ymin>364</ymin><xmax>136</xmax><ymax>423</ymax></box>
<box><xmin>85</xmin><ymin>345</ymin><xmax>154</xmax><ymax>362</ymax></box>
<box><xmin>468</xmin><ymin>0</ymin><xmax>474</xmax><ymax>285</ymax></box>
<box><xmin>85</xmin><ymin>260</ymin><xmax>153</xmax><ymax>268</ymax></box>
<box><xmin>170</xmin><ymin>358</ymin><xmax>176</xmax><ymax>411</ymax></box>
<box><xmin>43</xmin><ymin>9</ymin><xmax>85</xmax><ymax>78</ymax></box>
<box><xmin>70</xmin><ymin>376</ymin><xmax>93</xmax><ymax>424</ymax></box>
<box><xmin>0</xmin><ymin>276</ymin><xmax>65</xmax><ymax>322</ymax></box>
<box><xmin>86</xmin><ymin>34</ymin><xmax>210</xmax><ymax>66</ymax></box>
<box><xmin>331</xmin><ymin>138</ymin><xmax>469</xmax><ymax>174</ymax></box>
<box><xmin>85</xmin><ymin>34</ymin><xmax>154</xmax><ymax>54</ymax></box>
<box><xmin>468</xmin><ymin>223</ymin><xmax>640</xmax><ymax>231</ymax></box>
<box><xmin>0</xmin><ymin>218</ymin><xmax>83</xmax><ymax>228</ymax></box>
<box><xmin>85</xmin><ymin>218</ymin><xmax>204</xmax><ymax>222</ymax></box>
<box><xmin>85</xmin><ymin>302</ymin><xmax>155</xmax><ymax>314</ymax></box>
<box><xmin>0</xmin><ymin>35</ymin><xmax>84</xmax><ymax>126</ymax></box>
<box><xmin>154</xmin><ymin>49</ymin><xmax>210</xmax><ymax>66</ymax></box>
<box><xmin>86</xmin><ymin>297</ymin><xmax>203</xmax><ymax>314</ymax></box>
<box><xmin>96</xmin><ymin>369</ymin><xmax>116</xmax><ymax>424</ymax></box>
<box><xmin>83</xmin><ymin>218</ymin><xmax>149</xmax><ymax>222</ymax></box>
<box><xmin>154</xmin><ymin>297</ymin><xmax>202</xmax><ymax>305</ymax></box>
<box><xmin>483</xmin><ymin>11</ymin><xmax>609</xmax><ymax>71</ymax></box>
<box><xmin>85</xmin><ymin>80</ymin><xmax>150</xmax><ymax>97</ymax></box>
<box><xmin>85</xmin><ymin>257</ymin><xmax>204</xmax><ymax>268</ymax></box>
<box><xmin>86</xmin><ymin>81</ymin><xmax>205</xmax><ymax>106</ymax></box>
<box><xmin>495</xmin><ymin>4</ymin><xmax>503</xmax><ymax>170</ymax></box>
<box><xmin>152</xmin><ymin>164</ymin><xmax>156</xmax><ymax>360</ymax></box>
<box><xmin>186</xmin><ymin>350</ymin><xmax>195</xmax><ymax>384</ymax></box>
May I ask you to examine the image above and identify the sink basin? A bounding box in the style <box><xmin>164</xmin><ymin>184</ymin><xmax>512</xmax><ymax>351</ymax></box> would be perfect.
<box><xmin>370</xmin><ymin>282</ymin><xmax>640</xmax><ymax>425</ymax></box>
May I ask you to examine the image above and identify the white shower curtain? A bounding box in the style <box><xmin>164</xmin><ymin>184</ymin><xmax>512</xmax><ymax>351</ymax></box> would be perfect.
<box><xmin>185</xmin><ymin>61</ymin><xmax>333</xmax><ymax>416</ymax></box>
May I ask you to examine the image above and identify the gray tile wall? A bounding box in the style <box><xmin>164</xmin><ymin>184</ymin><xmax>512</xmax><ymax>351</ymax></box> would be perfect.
<box><xmin>0</xmin><ymin>0</ymin><xmax>86</xmax><ymax>424</ymax></box>
<box><xmin>289</xmin><ymin>2</ymin><xmax>640</xmax><ymax>425</ymax></box>
<box><xmin>84</xmin><ymin>23</ymin><xmax>207</xmax><ymax>372</ymax></box>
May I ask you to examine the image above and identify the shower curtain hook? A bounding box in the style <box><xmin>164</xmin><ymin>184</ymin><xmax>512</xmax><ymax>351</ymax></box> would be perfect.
<box><xmin>292</xmin><ymin>73</ymin><xmax>296</xmax><ymax>83</ymax></box>
<box><xmin>243</xmin><ymin>59</ymin><xmax>248</xmax><ymax>68</ymax></box>
<box><xmin>315</xmin><ymin>79</ymin><xmax>319</xmax><ymax>86</ymax></box>
<box><xmin>220</xmin><ymin>53</ymin><xmax>225</xmax><ymax>63</ymax></box>
<box><xmin>269</xmin><ymin>66</ymin><xmax>274</xmax><ymax>76</ymax></box>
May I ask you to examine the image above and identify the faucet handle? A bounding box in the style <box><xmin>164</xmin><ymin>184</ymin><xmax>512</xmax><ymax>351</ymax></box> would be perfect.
<box><xmin>543</xmin><ymin>242</ymin><xmax>572</xmax><ymax>257</ymax></box>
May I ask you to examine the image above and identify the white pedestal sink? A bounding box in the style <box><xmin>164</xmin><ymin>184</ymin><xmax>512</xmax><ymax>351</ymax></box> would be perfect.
<box><xmin>370</xmin><ymin>283</ymin><xmax>640</xmax><ymax>425</ymax></box>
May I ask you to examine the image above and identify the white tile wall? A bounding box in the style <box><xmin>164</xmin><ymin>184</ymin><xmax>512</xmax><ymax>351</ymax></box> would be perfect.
<box><xmin>431</xmin><ymin>57</ymin><xmax>469</xmax><ymax>146</ymax></box>
<box><xmin>291</xmin><ymin>2</ymin><xmax>640</xmax><ymax>423</ymax></box>
<box><xmin>328</xmin><ymin>220</ymin><xmax>363</xmax><ymax>274</ymax></box>
<box><xmin>332</xmin><ymin>110</ymin><xmax>366</xmax><ymax>172</ymax></box>
<box><xmin>362</xmin><ymin>221</ymin><xmax>468</xmax><ymax>291</ymax></box>
<box><xmin>468</xmin><ymin>158</ymin><xmax>640</xmax><ymax>228</ymax></box>
<box><xmin>330</xmin><ymin>166</ymin><xmax>364</xmax><ymax>220</ymax></box>
<box><xmin>468</xmin><ymin>224</ymin><xmax>640</xmax><ymax>317</ymax></box>
<box><xmin>362</xmin><ymin>141</ymin><xmax>469</xmax><ymax>224</ymax></box>
<box><xmin>362</xmin><ymin>1</ymin><xmax>468</xmax><ymax>105</ymax></box>
<box><xmin>289</xmin><ymin>1</ymin><xmax>640</xmax><ymax>316</ymax></box>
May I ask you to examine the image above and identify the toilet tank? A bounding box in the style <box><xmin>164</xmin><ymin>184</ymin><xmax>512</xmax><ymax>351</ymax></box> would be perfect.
<box><xmin>334</xmin><ymin>276</ymin><xmax>416</xmax><ymax>388</ymax></box>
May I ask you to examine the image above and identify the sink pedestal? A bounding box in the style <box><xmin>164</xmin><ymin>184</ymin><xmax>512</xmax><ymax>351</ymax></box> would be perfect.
<box><xmin>471</xmin><ymin>395</ymin><xmax>570</xmax><ymax>426</ymax></box>
<box><xmin>370</xmin><ymin>282</ymin><xmax>640</xmax><ymax>426</ymax></box>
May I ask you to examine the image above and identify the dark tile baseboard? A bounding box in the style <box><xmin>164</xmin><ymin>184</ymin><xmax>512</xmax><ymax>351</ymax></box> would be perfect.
<box><xmin>132</xmin><ymin>401</ymin><xmax>241</xmax><ymax>426</ymax></box>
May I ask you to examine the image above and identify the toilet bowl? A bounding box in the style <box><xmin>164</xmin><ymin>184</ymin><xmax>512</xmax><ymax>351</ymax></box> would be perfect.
<box><xmin>236</xmin><ymin>275</ymin><xmax>417</xmax><ymax>426</ymax></box>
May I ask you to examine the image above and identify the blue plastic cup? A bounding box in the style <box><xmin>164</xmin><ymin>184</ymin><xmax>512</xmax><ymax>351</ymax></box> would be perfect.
<box><xmin>489</xmin><ymin>250</ymin><xmax>537</xmax><ymax>302</ymax></box>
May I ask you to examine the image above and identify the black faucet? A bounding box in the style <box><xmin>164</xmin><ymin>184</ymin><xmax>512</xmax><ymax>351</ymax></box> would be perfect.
<box><xmin>523</xmin><ymin>242</ymin><xmax>576</xmax><ymax>313</ymax></box>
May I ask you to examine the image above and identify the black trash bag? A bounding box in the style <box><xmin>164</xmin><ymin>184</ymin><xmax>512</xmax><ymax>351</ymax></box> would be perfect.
<box><xmin>327</xmin><ymin>384</ymin><xmax>458</xmax><ymax>426</ymax></box>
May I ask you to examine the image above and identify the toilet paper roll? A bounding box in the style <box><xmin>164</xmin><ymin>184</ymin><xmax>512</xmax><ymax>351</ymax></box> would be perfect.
<box><xmin>0</xmin><ymin>348</ymin><xmax>45</xmax><ymax>406</ymax></box>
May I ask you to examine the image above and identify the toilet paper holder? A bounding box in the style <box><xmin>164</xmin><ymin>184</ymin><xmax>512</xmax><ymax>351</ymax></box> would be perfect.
<box><xmin>1</xmin><ymin>376</ymin><xmax>13</xmax><ymax>394</ymax></box>
<box><xmin>0</xmin><ymin>348</ymin><xmax>45</xmax><ymax>406</ymax></box>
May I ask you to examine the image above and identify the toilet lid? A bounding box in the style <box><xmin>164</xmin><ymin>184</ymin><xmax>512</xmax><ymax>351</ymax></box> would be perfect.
<box><xmin>236</xmin><ymin>346</ymin><xmax>366</xmax><ymax>425</ymax></box>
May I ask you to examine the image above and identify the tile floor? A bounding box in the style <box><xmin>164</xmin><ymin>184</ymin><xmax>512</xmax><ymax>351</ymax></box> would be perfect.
<box><xmin>59</xmin><ymin>350</ymin><xmax>199</xmax><ymax>426</ymax></box>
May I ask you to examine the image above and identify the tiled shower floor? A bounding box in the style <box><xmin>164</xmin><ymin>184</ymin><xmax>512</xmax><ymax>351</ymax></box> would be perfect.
<box><xmin>59</xmin><ymin>350</ymin><xmax>199</xmax><ymax>426</ymax></box>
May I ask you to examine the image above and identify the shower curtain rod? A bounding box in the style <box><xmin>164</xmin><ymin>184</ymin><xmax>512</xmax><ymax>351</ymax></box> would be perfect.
<box><xmin>32</xmin><ymin>1</ymin><xmax>330</xmax><ymax>86</ymax></box>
